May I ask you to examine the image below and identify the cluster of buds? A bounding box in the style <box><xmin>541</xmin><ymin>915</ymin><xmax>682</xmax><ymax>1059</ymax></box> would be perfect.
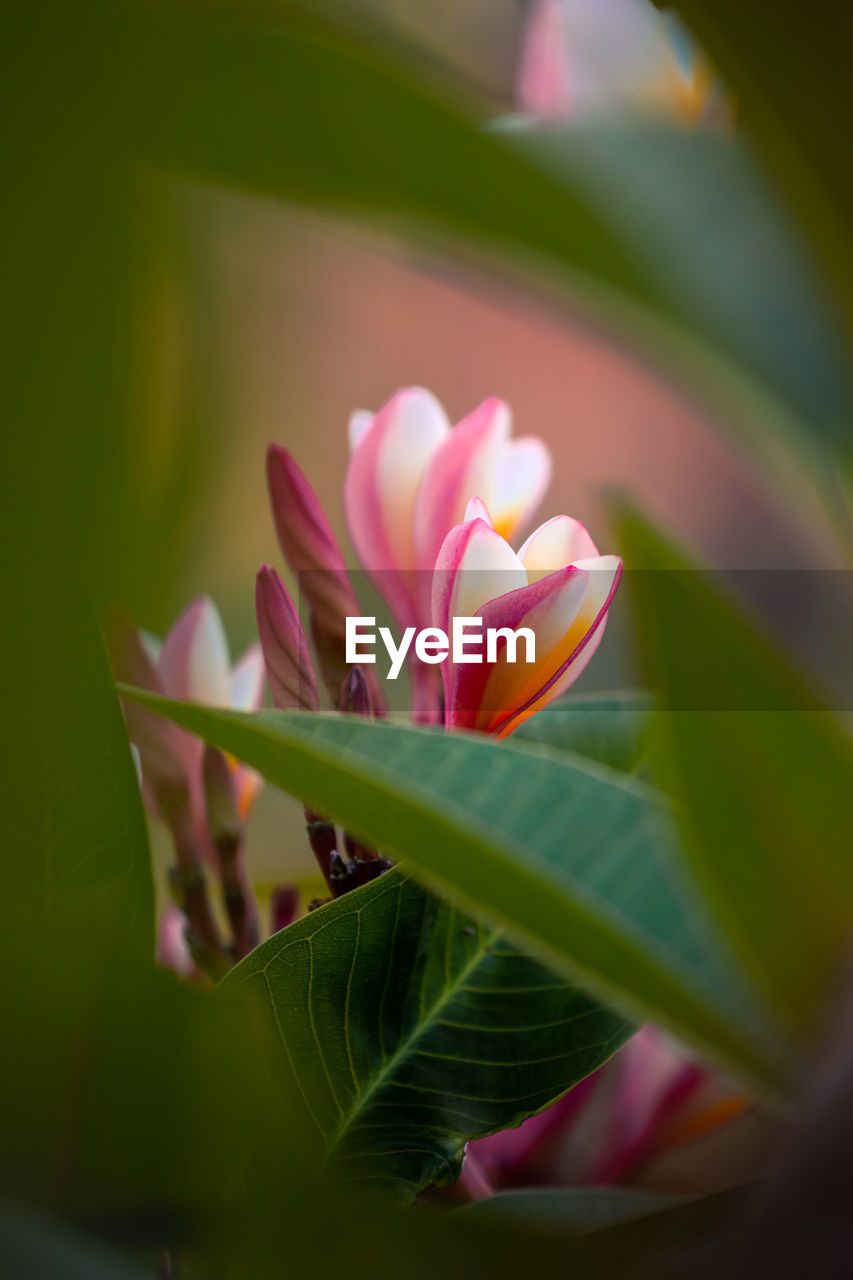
<box><xmin>256</xmin><ymin>385</ymin><xmax>619</xmax><ymax>898</ymax></box>
<box><xmin>112</xmin><ymin>385</ymin><xmax>747</xmax><ymax>1196</ymax></box>
<box><xmin>115</xmin><ymin>386</ymin><xmax>621</xmax><ymax>954</ymax></box>
<box><xmin>107</xmin><ymin>597</ymin><xmax>266</xmax><ymax>975</ymax></box>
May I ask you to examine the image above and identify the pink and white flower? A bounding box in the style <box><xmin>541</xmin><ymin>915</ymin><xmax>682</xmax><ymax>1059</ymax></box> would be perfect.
<box><xmin>344</xmin><ymin>388</ymin><xmax>551</xmax><ymax>632</ymax></box>
<box><xmin>432</xmin><ymin>500</ymin><xmax>621</xmax><ymax>737</ymax></box>
<box><xmin>111</xmin><ymin>596</ymin><xmax>266</xmax><ymax>840</ymax></box>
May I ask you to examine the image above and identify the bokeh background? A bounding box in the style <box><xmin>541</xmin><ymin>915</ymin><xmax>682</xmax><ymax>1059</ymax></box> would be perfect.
<box><xmin>126</xmin><ymin>1</ymin><xmax>848</xmax><ymax>892</ymax></box>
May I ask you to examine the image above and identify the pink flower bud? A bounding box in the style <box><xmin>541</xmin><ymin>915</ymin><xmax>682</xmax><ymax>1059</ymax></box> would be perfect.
<box><xmin>255</xmin><ymin>564</ymin><xmax>319</xmax><ymax>712</ymax></box>
<box><xmin>266</xmin><ymin>444</ymin><xmax>365</xmax><ymax>702</ymax></box>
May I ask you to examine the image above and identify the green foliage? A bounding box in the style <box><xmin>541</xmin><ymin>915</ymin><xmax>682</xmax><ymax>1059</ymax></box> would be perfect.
<box><xmin>0</xmin><ymin>1199</ymin><xmax>153</xmax><ymax>1280</ymax></box>
<box><xmin>463</xmin><ymin>1182</ymin><xmax>749</xmax><ymax>1273</ymax></box>
<box><xmin>224</xmin><ymin>867</ymin><xmax>631</xmax><ymax>1199</ymax></box>
<box><xmin>118</xmin><ymin>1</ymin><xmax>852</xmax><ymax>503</ymax></box>
<box><xmin>9</xmin><ymin>582</ymin><xmax>154</xmax><ymax>949</ymax></box>
<box><xmin>663</xmin><ymin>2</ymin><xmax>853</xmax><ymax>360</ymax></box>
<box><xmin>513</xmin><ymin>690</ymin><xmax>652</xmax><ymax>774</ymax></box>
<box><xmin>6</xmin><ymin>0</ymin><xmax>853</xmax><ymax>1269</ymax></box>
<box><xmin>618</xmin><ymin>509</ymin><xmax>853</xmax><ymax>1036</ymax></box>
<box><xmin>513</xmin><ymin>124</ymin><xmax>852</xmax><ymax>480</ymax></box>
<box><xmin>119</xmin><ymin>687</ymin><xmax>784</xmax><ymax>1091</ymax></box>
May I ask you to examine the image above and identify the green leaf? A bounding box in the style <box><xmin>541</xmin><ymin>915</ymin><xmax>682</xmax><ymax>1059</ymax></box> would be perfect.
<box><xmin>9</xmin><ymin>579</ymin><xmax>154</xmax><ymax>951</ymax></box>
<box><xmin>513</xmin><ymin>691</ymin><xmax>652</xmax><ymax>775</ymax></box>
<box><xmin>465</xmin><ymin>1183</ymin><xmax>750</xmax><ymax>1272</ymax></box>
<box><xmin>663</xmin><ymin>3</ymin><xmax>853</xmax><ymax>362</ymax></box>
<box><xmin>459</xmin><ymin>1185</ymin><xmax>688</xmax><ymax>1234</ymax></box>
<box><xmin>0</xmin><ymin>904</ymin><xmax>281</xmax><ymax>1219</ymax></box>
<box><xmin>118</xmin><ymin>686</ymin><xmax>786</xmax><ymax>1092</ymax></box>
<box><xmin>0</xmin><ymin>1198</ymin><xmax>152</xmax><ymax>1280</ymax></box>
<box><xmin>223</xmin><ymin>868</ymin><xmax>631</xmax><ymax>1199</ymax></box>
<box><xmin>617</xmin><ymin>509</ymin><xmax>853</xmax><ymax>1037</ymax></box>
<box><xmin>120</xmin><ymin>4</ymin><xmax>852</xmax><ymax>496</ymax></box>
<box><xmin>512</xmin><ymin>125</ymin><xmax>852</xmax><ymax>481</ymax></box>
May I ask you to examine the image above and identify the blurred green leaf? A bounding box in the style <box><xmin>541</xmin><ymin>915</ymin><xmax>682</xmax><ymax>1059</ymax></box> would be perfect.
<box><xmin>664</xmin><ymin>3</ymin><xmax>853</xmax><ymax>351</ymax></box>
<box><xmin>459</xmin><ymin>1185</ymin><xmax>688</xmax><ymax>1233</ymax></box>
<box><xmin>119</xmin><ymin>687</ymin><xmax>785</xmax><ymax>1091</ymax></box>
<box><xmin>121</xmin><ymin>2</ymin><xmax>851</xmax><ymax>498</ymax></box>
<box><xmin>0</xmin><ymin>1199</ymin><xmax>152</xmax><ymax>1280</ymax></box>
<box><xmin>513</xmin><ymin>125</ymin><xmax>852</xmax><ymax>482</ymax></box>
<box><xmin>513</xmin><ymin>691</ymin><xmax>652</xmax><ymax>775</ymax></box>
<box><xmin>223</xmin><ymin>867</ymin><xmax>630</xmax><ymax>1200</ymax></box>
<box><xmin>618</xmin><ymin>509</ymin><xmax>853</xmax><ymax>1036</ymax></box>
<box><xmin>0</xmin><ymin>907</ymin><xmax>280</xmax><ymax>1224</ymax></box>
<box><xmin>9</xmin><ymin>585</ymin><xmax>154</xmax><ymax>949</ymax></box>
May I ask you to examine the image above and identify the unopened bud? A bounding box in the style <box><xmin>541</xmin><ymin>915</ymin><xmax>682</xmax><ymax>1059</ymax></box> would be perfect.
<box><xmin>339</xmin><ymin>664</ymin><xmax>373</xmax><ymax>717</ymax></box>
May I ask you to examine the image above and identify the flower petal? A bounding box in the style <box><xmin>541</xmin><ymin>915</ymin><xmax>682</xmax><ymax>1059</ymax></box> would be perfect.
<box><xmin>496</xmin><ymin>555</ymin><xmax>622</xmax><ymax>735</ymax></box>
<box><xmin>489</xmin><ymin>436</ymin><xmax>552</xmax><ymax>543</ymax></box>
<box><xmin>516</xmin><ymin>0</ymin><xmax>573</xmax><ymax>119</ymax></box>
<box><xmin>105</xmin><ymin>608</ymin><xmax>195</xmax><ymax>808</ymax></box>
<box><xmin>414</xmin><ymin>396</ymin><xmax>509</xmax><ymax>574</ymax></box>
<box><xmin>518</xmin><ymin>514</ymin><xmax>600</xmax><ymax>581</ymax></box>
<box><xmin>158</xmin><ymin>596</ymin><xmax>232</xmax><ymax>707</ymax></box>
<box><xmin>432</xmin><ymin>516</ymin><xmax>527</xmax><ymax>632</ymax></box>
<box><xmin>345</xmin><ymin>386</ymin><xmax>449</xmax><ymax>626</ymax></box>
<box><xmin>446</xmin><ymin>566</ymin><xmax>590</xmax><ymax>733</ymax></box>
<box><xmin>464</xmin><ymin>495</ymin><xmax>493</xmax><ymax>525</ymax></box>
<box><xmin>231</xmin><ymin>644</ymin><xmax>266</xmax><ymax>712</ymax></box>
<box><xmin>348</xmin><ymin>409</ymin><xmax>373</xmax><ymax>451</ymax></box>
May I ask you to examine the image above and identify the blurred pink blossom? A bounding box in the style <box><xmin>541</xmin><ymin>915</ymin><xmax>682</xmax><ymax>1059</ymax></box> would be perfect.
<box><xmin>516</xmin><ymin>0</ymin><xmax>726</xmax><ymax>128</ymax></box>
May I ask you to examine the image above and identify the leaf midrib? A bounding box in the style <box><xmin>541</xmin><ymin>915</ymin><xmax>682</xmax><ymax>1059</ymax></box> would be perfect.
<box><xmin>328</xmin><ymin>908</ymin><xmax>501</xmax><ymax>1155</ymax></box>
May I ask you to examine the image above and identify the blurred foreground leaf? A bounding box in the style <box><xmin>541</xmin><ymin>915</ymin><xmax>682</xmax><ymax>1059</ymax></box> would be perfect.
<box><xmin>618</xmin><ymin>510</ymin><xmax>853</xmax><ymax>1037</ymax></box>
<box><xmin>8</xmin><ymin>583</ymin><xmax>154</xmax><ymax>949</ymax></box>
<box><xmin>123</xmin><ymin>2</ymin><xmax>852</xmax><ymax>497</ymax></box>
<box><xmin>224</xmin><ymin>867</ymin><xmax>630</xmax><ymax>1200</ymax></box>
<box><xmin>513</xmin><ymin>690</ymin><xmax>652</xmax><ymax>775</ymax></box>
<box><xmin>0</xmin><ymin>1199</ymin><xmax>152</xmax><ymax>1280</ymax></box>
<box><xmin>463</xmin><ymin>1182</ymin><xmax>752</xmax><ymax>1275</ymax></box>
<box><xmin>120</xmin><ymin>687</ymin><xmax>784</xmax><ymax>1091</ymax></box>
<box><xmin>666</xmin><ymin>3</ymin><xmax>853</xmax><ymax>350</ymax></box>
<box><xmin>460</xmin><ymin>1185</ymin><xmax>687</xmax><ymax>1233</ymax></box>
<box><xmin>513</xmin><ymin>125</ymin><xmax>852</xmax><ymax>487</ymax></box>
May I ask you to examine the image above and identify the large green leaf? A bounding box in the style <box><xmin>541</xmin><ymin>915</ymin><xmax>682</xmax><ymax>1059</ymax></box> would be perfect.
<box><xmin>9</xmin><ymin>584</ymin><xmax>154</xmax><ymax>948</ymax></box>
<box><xmin>618</xmin><ymin>509</ymin><xmax>853</xmax><ymax>1036</ymax></box>
<box><xmin>119</xmin><ymin>686</ymin><xmax>785</xmax><ymax>1091</ymax></box>
<box><xmin>224</xmin><ymin>868</ymin><xmax>631</xmax><ymax>1198</ymax></box>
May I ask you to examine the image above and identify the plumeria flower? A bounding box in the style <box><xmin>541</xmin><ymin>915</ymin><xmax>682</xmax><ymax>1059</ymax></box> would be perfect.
<box><xmin>432</xmin><ymin>499</ymin><xmax>621</xmax><ymax>737</ymax></box>
<box><xmin>345</xmin><ymin>387</ymin><xmax>551</xmax><ymax>632</ymax></box>
<box><xmin>468</xmin><ymin>1025</ymin><xmax>749</xmax><ymax>1193</ymax></box>
<box><xmin>516</xmin><ymin>0</ymin><xmax>729</xmax><ymax>129</ymax></box>
<box><xmin>110</xmin><ymin>596</ymin><xmax>266</xmax><ymax>850</ymax></box>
